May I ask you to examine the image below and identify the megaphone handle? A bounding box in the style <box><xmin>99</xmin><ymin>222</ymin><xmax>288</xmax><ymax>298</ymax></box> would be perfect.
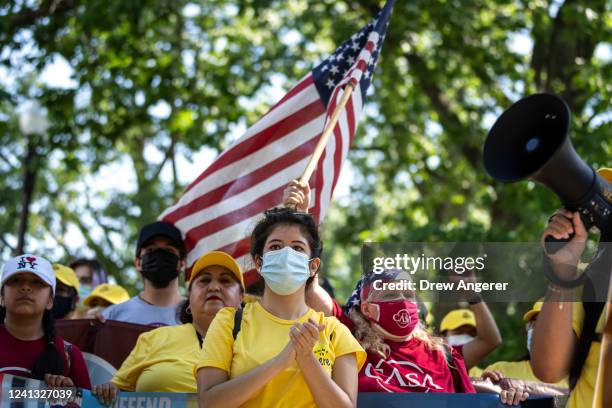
<box><xmin>544</xmin><ymin>234</ymin><xmax>573</xmax><ymax>254</ymax></box>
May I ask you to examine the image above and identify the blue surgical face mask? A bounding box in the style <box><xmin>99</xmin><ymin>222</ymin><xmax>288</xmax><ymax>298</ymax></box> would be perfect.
<box><xmin>79</xmin><ymin>284</ymin><xmax>92</xmax><ymax>300</ymax></box>
<box><xmin>260</xmin><ymin>247</ymin><xmax>312</xmax><ymax>295</ymax></box>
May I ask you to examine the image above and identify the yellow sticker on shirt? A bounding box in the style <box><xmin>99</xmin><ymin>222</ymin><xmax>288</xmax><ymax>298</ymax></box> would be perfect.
<box><xmin>313</xmin><ymin>342</ymin><xmax>333</xmax><ymax>374</ymax></box>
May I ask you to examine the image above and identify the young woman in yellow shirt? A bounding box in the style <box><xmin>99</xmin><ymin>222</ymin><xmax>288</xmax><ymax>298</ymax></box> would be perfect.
<box><xmin>195</xmin><ymin>208</ymin><xmax>366</xmax><ymax>408</ymax></box>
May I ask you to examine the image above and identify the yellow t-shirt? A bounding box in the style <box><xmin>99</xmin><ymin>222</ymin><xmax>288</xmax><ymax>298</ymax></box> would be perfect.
<box><xmin>484</xmin><ymin>360</ymin><xmax>568</xmax><ymax>388</ymax></box>
<box><xmin>195</xmin><ymin>302</ymin><xmax>366</xmax><ymax>408</ymax></box>
<box><xmin>113</xmin><ymin>323</ymin><xmax>202</xmax><ymax>392</ymax></box>
<box><xmin>468</xmin><ymin>366</ymin><xmax>484</xmax><ymax>378</ymax></box>
<box><xmin>567</xmin><ymin>302</ymin><xmax>605</xmax><ymax>408</ymax></box>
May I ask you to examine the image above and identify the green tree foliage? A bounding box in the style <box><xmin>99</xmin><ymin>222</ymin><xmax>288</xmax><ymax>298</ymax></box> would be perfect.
<box><xmin>0</xmin><ymin>0</ymin><xmax>610</xmax><ymax>363</ymax></box>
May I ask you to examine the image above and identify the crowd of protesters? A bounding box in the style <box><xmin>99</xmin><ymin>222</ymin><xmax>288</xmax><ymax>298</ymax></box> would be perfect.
<box><xmin>1</xmin><ymin>175</ymin><xmax>609</xmax><ymax>407</ymax></box>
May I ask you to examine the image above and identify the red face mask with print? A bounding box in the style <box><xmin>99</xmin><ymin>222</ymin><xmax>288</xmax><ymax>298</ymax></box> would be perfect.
<box><xmin>367</xmin><ymin>300</ymin><xmax>419</xmax><ymax>337</ymax></box>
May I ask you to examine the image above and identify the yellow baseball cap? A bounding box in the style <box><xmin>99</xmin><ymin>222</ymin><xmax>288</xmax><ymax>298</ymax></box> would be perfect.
<box><xmin>440</xmin><ymin>309</ymin><xmax>476</xmax><ymax>332</ymax></box>
<box><xmin>523</xmin><ymin>301</ymin><xmax>544</xmax><ymax>322</ymax></box>
<box><xmin>52</xmin><ymin>264</ymin><xmax>80</xmax><ymax>292</ymax></box>
<box><xmin>190</xmin><ymin>251</ymin><xmax>244</xmax><ymax>289</ymax></box>
<box><xmin>597</xmin><ymin>168</ymin><xmax>612</xmax><ymax>182</ymax></box>
<box><xmin>83</xmin><ymin>283</ymin><xmax>130</xmax><ymax>306</ymax></box>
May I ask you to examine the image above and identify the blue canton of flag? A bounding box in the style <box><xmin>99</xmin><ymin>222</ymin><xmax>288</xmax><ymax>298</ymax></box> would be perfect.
<box><xmin>312</xmin><ymin>0</ymin><xmax>395</xmax><ymax>107</ymax></box>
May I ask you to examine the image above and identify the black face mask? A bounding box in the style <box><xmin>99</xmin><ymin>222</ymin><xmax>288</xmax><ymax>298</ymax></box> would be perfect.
<box><xmin>52</xmin><ymin>295</ymin><xmax>75</xmax><ymax>319</ymax></box>
<box><xmin>140</xmin><ymin>248</ymin><xmax>180</xmax><ymax>288</ymax></box>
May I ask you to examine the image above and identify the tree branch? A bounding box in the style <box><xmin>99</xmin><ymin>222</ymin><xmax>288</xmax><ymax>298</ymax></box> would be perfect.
<box><xmin>402</xmin><ymin>51</ymin><xmax>482</xmax><ymax>170</ymax></box>
<box><xmin>171</xmin><ymin>143</ymin><xmax>179</xmax><ymax>195</ymax></box>
<box><xmin>63</xmin><ymin>209</ymin><xmax>128</xmax><ymax>287</ymax></box>
<box><xmin>82</xmin><ymin>194</ymin><xmax>124</xmax><ymax>251</ymax></box>
<box><xmin>349</xmin><ymin>145</ymin><xmax>386</xmax><ymax>152</ymax></box>
<box><xmin>46</xmin><ymin>182</ymin><xmax>127</xmax><ymax>286</ymax></box>
<box><xmin>53</xmin><ymin>234</ymin><xmax>75</xmax><ymax>260</ymax></box>
<box><xmin>5</xmin><ymin>0</ymin><xmax>76</xmax><ymax>35</ymax></box>
<box><xmin>151</xmin><ymin>133</ymin><xmax>177</xmax><ymax>182</ymax></box>
<box><xmin>470</xmin><ymin>64</ymin><xmax>513</xmax><ymax>108</ymax></box>
<box><xmin>530</xmin><ymin>0</ymin><xmax>607</xmax><ymax>112</ymax></box>
<box><xmin>0</xmin><ymin>149</ymin><xmax>18</xmax><ymax>168</ymax></box>
<box><xmin>0</xmin><ymin>233</ymin><xmax>15</xmax><ymax>253</ymax></box>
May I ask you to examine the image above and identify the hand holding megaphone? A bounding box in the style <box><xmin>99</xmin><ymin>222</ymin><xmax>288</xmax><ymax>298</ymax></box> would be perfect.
<box><xmin>541</xmin><ymin>209</ymin><xmax>588</xmax><ymax>280</ymax></box>
<box><xmin>483</xmin><ymin>94</ymin><xmax>598</xmax><ymax>254</ymax></box>
<box><xmin>483</xmin><ymin>93</ymin><xmax>612</xmax><ymax>287</ymax></box>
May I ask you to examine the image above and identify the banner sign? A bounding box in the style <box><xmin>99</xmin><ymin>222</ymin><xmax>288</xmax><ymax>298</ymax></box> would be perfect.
<box><xmin>0</xmin><ymin>374</ymin><xmax>556</xmax><ymax>407</ymax></box>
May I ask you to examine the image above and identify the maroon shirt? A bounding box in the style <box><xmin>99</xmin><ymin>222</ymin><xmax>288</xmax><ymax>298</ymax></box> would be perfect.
<box><xmin>332</xmin><ymin>300</ymin><xmax>475</xmax><ymax>393</ymax></box>
<box><xmin>0</xmin><ymin>326</ymin><xmax>92</xmax><ymax>389</ymax></box>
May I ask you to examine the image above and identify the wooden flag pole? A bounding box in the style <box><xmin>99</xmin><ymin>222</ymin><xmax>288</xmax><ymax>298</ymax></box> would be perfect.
<box><xmin>300</xmin><ymin>83</ymin><xmax>355</xmax><ymax>183</ymax></box>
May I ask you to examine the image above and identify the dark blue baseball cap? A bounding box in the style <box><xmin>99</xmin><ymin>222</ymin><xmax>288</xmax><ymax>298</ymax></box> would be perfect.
<box><xmin>136</xmin><ymin>221</ymin><xmax>185</xmax><ymax>258</ymax></box>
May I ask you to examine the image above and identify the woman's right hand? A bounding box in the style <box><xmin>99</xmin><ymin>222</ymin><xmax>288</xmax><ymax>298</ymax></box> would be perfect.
<box><xmin>541</xmin><ymin>209</ymin><xmax>587</xmax><ymax>277</ymax></box>
<box><xmin>275</xmin><ymin>339</ymin><xmax>297</xmax><ymax>370</ymax></box>
<box><xmin>92</xmin><ymin>382</ymin><xmax>119</xmax><ymax>405</ymax></box>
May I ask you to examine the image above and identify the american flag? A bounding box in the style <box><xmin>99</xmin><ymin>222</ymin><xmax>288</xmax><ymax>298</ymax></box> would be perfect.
<box><xmin>161</xmin><ymin>1</ymin><xmax>395</xmax><ymax>285</ymax></box>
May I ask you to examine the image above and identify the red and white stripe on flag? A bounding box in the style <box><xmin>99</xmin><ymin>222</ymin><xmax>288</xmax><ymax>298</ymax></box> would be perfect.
<box><xmin>160</xmin><ymin>75</ymin><xmax>364</xmax><ymax>286</ymax></box>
